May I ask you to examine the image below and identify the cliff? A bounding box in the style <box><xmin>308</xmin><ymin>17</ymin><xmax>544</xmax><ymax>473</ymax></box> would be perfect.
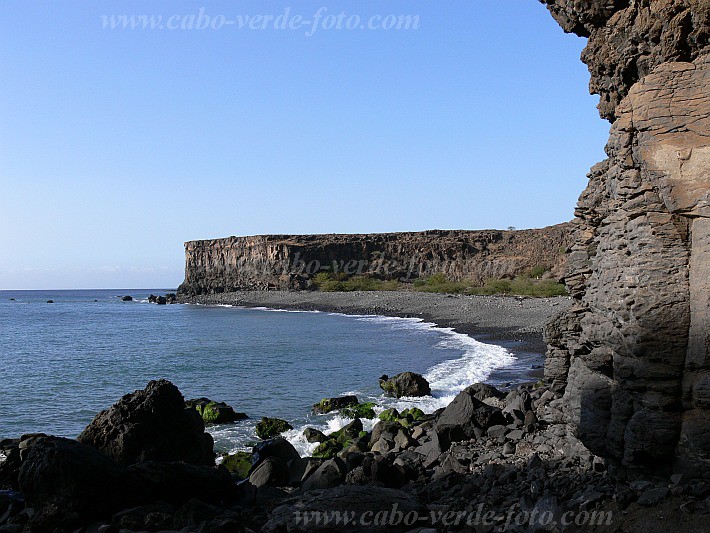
<box><xmin>177</xmin><ymin>224</ymin><xmax>572</xmax><ymax>295</ymax></box>
<box><xmin>541</xmin><ymin>0</ymin><xmax>709</xmax><ymax>476</ymax></box>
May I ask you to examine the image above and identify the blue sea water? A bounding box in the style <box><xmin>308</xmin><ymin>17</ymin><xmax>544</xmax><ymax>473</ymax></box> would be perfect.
<box><xmin>0</xmin><ymin>289</ymin><xmax>517</xmax><ymax>456</ymax></box>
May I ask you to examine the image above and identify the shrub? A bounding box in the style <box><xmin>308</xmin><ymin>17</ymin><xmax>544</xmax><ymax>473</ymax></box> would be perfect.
<box><xmin>526</xmin><ymin>265</ymin><xmax>549</xmax><ymax>279</ymax></box>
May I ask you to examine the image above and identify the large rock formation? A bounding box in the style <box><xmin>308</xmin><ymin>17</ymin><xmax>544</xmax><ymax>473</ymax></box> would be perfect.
<box><xmin>177</xmin><ymin>224</ymin><xmax>572</xmax><ymax>295</ymax></box>
<box><xmin>77</xmin><ymin>380</ymin><xmax>215</xmax><ymax>466</ymax></box>
<box><xmin>541</xmin><ymin>0</ymin><xmax>709</xmax><ymax>476</ymax></box>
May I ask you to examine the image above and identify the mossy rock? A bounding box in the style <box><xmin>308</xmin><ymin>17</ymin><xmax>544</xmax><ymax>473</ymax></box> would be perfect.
<box><xmin>378</xmin><ymin>408</ymin><xmax>400</xmax><ymax>422</ymax></box>
<box><xmin>312</xmin><ymin>439</ymin><xmax>343</xmax><ymax>459</ymax></box>
<box><xmin>221</xmin><ymin>451</ymin><xmax>252</xmax><ymax>478</ymax></box>
<box><xmin>400</xmin><ymin>407</ymin><xmax>425</xmax><ymax>421</ymax></box>
<box><xmin>341</xmin><ymin>402</ymin><xmax>376</xmax><ymax>419</ymax></box>
<box><xmin>186</xmin><ymin>397</ymin><xmax>248</xmax><ymax>425</ymax></box>
<box><xmin>329</xmin><ymin>419</ymin><xmax>363</xmax><ymax>443</ymax></box>
<box><xmin>255</xmin><ymin>417</ymin><xmax>293</xmax><ymax>440</ymax></box>
<box><xmin>312</xmin><ymin>395</ymin><xmax>359</xmax><ymax>414</ymax></box>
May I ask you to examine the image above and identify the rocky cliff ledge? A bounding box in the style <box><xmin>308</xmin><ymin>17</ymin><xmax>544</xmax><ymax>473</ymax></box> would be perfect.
<box><xmin>177</xmin><ymin>224</ymin><xmax>572</xmax><ymax>295</ymax></box>
<box><xmin>541</xmin><ymin>0</ymin><xmax>709</xmax><ymax>477</ymax></box>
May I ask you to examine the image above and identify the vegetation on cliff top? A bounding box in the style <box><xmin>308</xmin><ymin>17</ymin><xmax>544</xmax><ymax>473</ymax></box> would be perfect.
<box><xmin>311</xmin><ymin>268</ymin><xmax>567</xmax><ymax>298</ymax></box>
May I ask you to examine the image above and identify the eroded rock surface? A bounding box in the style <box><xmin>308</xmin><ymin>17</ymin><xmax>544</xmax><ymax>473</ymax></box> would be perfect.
<box><xmin>77</xmin><ymin>379</ymin><xmax>215</xmax><ymax>466</ymax></box>
<box><xmin>541</xmin><ymin>0</ymin><xmax>709</xmax><ymax>476</ymax></box>
<box><xmin>177</xmin><ymin>225</ymin><xmax>572</xmax><ymax>294</ymax></box>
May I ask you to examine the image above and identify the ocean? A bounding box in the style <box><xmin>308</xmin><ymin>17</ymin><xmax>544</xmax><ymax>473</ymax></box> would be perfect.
<box><xmin>0</xmin><ymin>289</ymin><xmax>517</xmax><ymax>456</ymax></box>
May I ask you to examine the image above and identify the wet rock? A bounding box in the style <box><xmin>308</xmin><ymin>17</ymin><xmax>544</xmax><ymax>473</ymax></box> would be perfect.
<box><xmin>121</xmin><ymin>296</ymin><xmax>133</xmax><ymax>301</ymax></box>
<box><xmin>303</xmin><ymin>428</ymin><xmax>328</xmax><ymax>443</ymax></box>
<box><xmin>379</xmin><ymin>372</ymin><xmax>431</xmax><ymax>398</ymax></box>
<box><xmin>186</xmin><ymin>397</ymin><xmax>247</xmax><ymax>424</ymax></box>
<box><xmin>220</xmin><ymin>451</ymin><xmax>252</xmax><ymax>478</ymax></box>
<box><xmin>78</xmin><ymin>379</ymin><xmax>214</xmax><ymax>466</ymax></box>
<box><xmin>255</xmin><ymin>417</ymin><xmax>293</xmax><ymax>440</ymax></box>
<box><xmin>312</xmin><ymin>396</ymin><xmax>359</xmax><ymax>414</ymax></box>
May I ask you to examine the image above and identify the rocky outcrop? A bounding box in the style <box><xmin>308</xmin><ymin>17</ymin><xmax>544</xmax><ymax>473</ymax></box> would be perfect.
<box><xmin>541</xmin><ymin>0</ymin><xmax>709</xmax><ymax>476</ymax></box>
<box><xmin>379</xmin><ymin>372</ymin><xmax>432</xmax><ymax>398</ymax></box>
<box><xmin>77</xmin><ymin>380</ymin><xmax>215</xmax><ymax>466</ymax></box>
<box><xmin>177</xmin><ymin>224</ymin><xmax>572</xmax><ymax>295</ymax></box>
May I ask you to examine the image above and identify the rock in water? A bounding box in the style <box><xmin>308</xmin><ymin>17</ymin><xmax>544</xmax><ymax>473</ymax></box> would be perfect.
<box><xmin>186</xmin><ymin>397</ymin><xmax>248</xmax><ymax>424</ymax></box>
<box><xmin>121</xmin><ymin>295</ymin><xmax>133</xmax><ymax>301</ymax></box>
<box><xmin>255</xmin><ymin>417</ymin><xmax>293</xmax><ymax>440</ymax></box>
<box><xmin>77</xmin><ymin>379</ymin><xmax>214</xmax><ymax>466</ymax></box>
<box><xmin>379</xmin><ymin>372</ymin><xmax>431</xmax><ymax>398</ymax></box>
<box><xmin>312</xmin><ymin>395</ymin><xmax>359</xmax><ymax>414</ymax></box>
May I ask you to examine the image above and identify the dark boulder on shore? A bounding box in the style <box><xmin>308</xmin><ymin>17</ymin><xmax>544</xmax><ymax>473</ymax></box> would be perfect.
<box><xmin>379</xmin><ymin>372</ymin><xmax>431</xmax><ymax>398</ymax></box>
<box><xmin>77</xmin><ymin>379</ymin><xmax>215</xmax><ymax>466</ymax></box>
<box><xmin>18</xmin><ymin>436</ymin><xmax>136</xmax><ymax>530</ymax></box>
<box><xmin>435</xmin><ymin>384</ymin><xmax>506</xmax><ymax>450</ymax></box>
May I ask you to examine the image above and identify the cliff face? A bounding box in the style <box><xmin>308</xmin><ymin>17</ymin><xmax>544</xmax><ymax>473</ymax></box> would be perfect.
<box><xmin>541</xmin><ymin>0</ymin><xmax>709</xmax><ymax>476</ymax></box>
<box><xmin>177</xmin><ymin>224</ymin><xmax>572</xmax><ymax>295</ymax></box>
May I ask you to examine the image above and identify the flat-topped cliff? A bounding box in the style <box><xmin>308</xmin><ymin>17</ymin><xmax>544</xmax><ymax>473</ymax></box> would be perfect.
<box><xmin>541</xmin><ymin>0</ymin><xmax>709</xmax><ymax>477</ymax></box>
<box><xmin>177</xmin><ymin>223</ymin><xmax>573</xmax><ymax>295</ymax></box>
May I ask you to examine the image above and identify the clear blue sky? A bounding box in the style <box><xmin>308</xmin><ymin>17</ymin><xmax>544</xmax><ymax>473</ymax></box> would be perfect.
<box><xmin>0</xmin><ymin>1</ymin><xmax>609</xmax><ymax>290</ymax></box>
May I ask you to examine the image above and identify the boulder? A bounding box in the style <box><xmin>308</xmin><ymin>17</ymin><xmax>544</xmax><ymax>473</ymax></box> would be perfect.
<box><xmin>121</xmin><ymin>295</ymin><xmax>133</xmax><ymax>301</ymax></box>
<box><xmin>248</xmin><ymin>457</ymin><xmax>289</xmax><ymax>488</ymax></box>
<box><xmin>313</xmin><ymin>396</ymin><xmax>359</xmax><ymax>414</ymax></box>
<box><xmin>127</xmin><ymin>461</ymin><xmax>238</xmax><ymax>507</ymax></box>
<box><xmin>300</xmin><ymin>458</ymin><xmax>346</xmax><ymax>492</ymax></box>
<box><xmin>220</xmin><ymin>451</ymin><xmax>252</xmax><ymax>478</ymax></box>
<box><xmin>435</xmin><ymin>385</ymin><xmax>505</xmax><ymax>450</ymax></box>
<box><xmin>303</xmin><ymin>428</ymin><xmax>328</xmax><ymax>443</ymax></box>
<box><xmin>467</xmin><ymin>383</ymin><xmax>505</xmax><ymax>402</ymax></box>
<box><xmin>252</xmin><ymin>437</ymin><xmax>300</xmax><ymax>469</ymax></box>
<box><xmin>77</xmin><ymin>379</ymin><xmax>214</xmax><ymax>466</ymax></box>
<box><xmin>256</xmin><ymin>417</ymin><xmax>293</xmax><ymax>439</ymax></box>
<box><xmin>18</xmin><ymin>436</ymin><xmax>136</xmax><ymax>531</ymax></box>
<box><xmin>186</xmin><ymin>397</ymin><xmax>247</xmax><ymax>424</ymax></box>
<box><xmin>379</xmin><ymin>372</ymin><xmax>431</xmax><ymax>398</ymax></box>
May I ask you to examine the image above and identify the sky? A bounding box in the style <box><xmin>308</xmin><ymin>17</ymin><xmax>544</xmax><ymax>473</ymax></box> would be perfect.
<box><xmin>0</xmin><ymin>1</ymin><xmax>610</xmax><ymax>290</ymax></box>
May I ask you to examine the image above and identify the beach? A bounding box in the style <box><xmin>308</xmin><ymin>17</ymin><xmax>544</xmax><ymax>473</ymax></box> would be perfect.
<box><xmin>182</xmin><ymin>291</ymin><xmax>572</xmax><ymax>381</ymax></box>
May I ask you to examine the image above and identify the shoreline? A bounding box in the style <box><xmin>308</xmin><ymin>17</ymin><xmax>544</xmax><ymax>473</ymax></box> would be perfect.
<box><xmin>180</xmin><ymin>290</ymin><xmax>572</xmax><ymax>386</ymax></box>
